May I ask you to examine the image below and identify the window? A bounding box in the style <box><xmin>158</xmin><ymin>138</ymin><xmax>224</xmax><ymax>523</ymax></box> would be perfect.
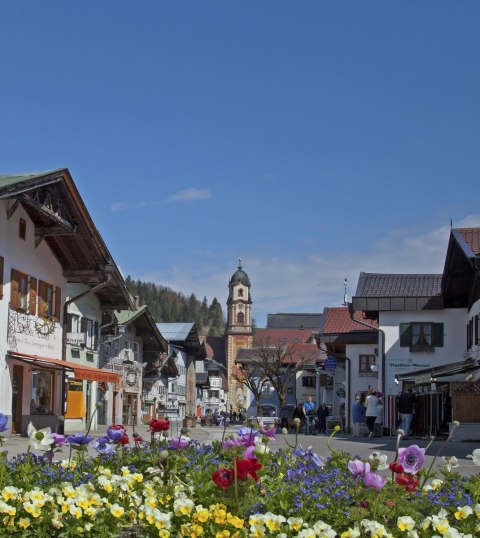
<box><xmin>67</xmin><ymin>313</ymin><xmax>80</xmax><ymax>333</ymax></box>
<box><xmin>38</xmin><ymin>280</ymin><xmax>61</xmax><ymax>320</ymax></box>
<box><xmin>19</xmin><ymin>218</ymin><xmax>26</xmax><ymax>240</ymax></box>
<box><xmin>400</xmin><ymin>322</ymin><xmax>444</xmax><ymax>351</ymax></box>
<box><xmin>10</xmin><ymin>269</ymin><xmax>30</xmax><ymax>311</ymax></box>
<box><xmin>133</xmin><ymin>341</ymin><xmax>140</xmax><ymax>362</ymax></box>
<box><xmin>81</xmin><ymin>317</ymin><xmax>98</xmax><ymax>349</ymax></box>
<box><xmin>476</xmin><ymin>315</ymin><xmax>480</xmax><ymax>347</ymax></box>
<box><xmin>238</xmin><ymin>289</ymin><xmax>244</xmax><ymax>297</ymax></box>
<box><xmin>237</xmin><ymin>312</ymin><xmax>244</xmax><ymax>324</ymax></box>
<box><xmin>302</xmin><ymin>376</ymin><xmax>316</xmax><ymax>388</ymax></box>
<box><xmin>359</xmin><ymin>354</ymin><xmax>376</xmax><ymax>374</ymax></box>
<box><xmin>30</xmin><ymin>370</ymin><xmax>53</xmax><ymax>415</ymax></box>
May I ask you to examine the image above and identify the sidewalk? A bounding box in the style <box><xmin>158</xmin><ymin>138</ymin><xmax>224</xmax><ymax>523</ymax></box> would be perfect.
<box><xmin>2</xmin><ymin>423</ymin><xmax>479</xmax><ymax>477</ymax></box>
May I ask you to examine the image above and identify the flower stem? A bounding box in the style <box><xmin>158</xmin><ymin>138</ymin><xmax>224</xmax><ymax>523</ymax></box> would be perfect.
<box><xmin>421</xmin><ymin>423</ymin><xmax>459</xmax><ymax>488</ymax></box>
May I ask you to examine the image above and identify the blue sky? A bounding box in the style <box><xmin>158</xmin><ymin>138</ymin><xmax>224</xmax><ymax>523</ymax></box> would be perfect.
<box><xmin>1</xmin><ymin>2</ymin><xmax>479</xmax><ymax>327</ymax></box>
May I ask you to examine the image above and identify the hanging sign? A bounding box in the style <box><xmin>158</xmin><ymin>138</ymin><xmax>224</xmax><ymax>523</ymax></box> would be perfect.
<box><xmin>323</xmin><ymin>357</ymin><xmax>337</xmax><ymax>373</ymax></box>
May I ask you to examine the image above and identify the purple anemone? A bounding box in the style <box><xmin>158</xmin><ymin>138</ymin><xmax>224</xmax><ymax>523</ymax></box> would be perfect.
<box><xmin>363</xmin><ymin>471</ymin><xmax>387</xmax><ymax>490</ymax></box>
<box><xmin>398</xmin><ymin>444</ymin><xmax>426</xmax><ymax>474</ymax></box>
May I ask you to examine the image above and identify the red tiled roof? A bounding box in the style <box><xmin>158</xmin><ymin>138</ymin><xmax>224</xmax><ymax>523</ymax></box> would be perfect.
<box><xmin>322</xmin><ymin>307</ymin><xmax>378</xmax><ymax>334</ymax></box>
<box><xmin>458</xmin><ymin>228</ymin><xmax>480</xmax><ymax>256</ymax></box>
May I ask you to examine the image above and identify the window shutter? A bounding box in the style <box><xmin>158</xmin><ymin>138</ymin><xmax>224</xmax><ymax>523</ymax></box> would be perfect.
<box><xmin>81</xmin><ymin>317</ymin><xmax>88</xmax><ymax>334</ymax></box>
<box><xmin>29</xmin><ymin>277</ymin><xmax>37</xmax><ymax>315</ymax></box>
<box><xmin>476</xmin><ymin>315</ymin><xmax>479</xmax><ymax>346</ymax></box>
<box><xmin>432</xmin><ymin>323</ymin><xmax>444</xmax><ymax>347</ymax></box>
<box><xmin>10</xmin><ymin>269</ymin><xmax>20</xmax><ymax>309</ymax></box>
<box><xmin>94</xmin><ymin>321</ymin><xmax>99</xmax><ymax>349</ymax></box>
<box><xmin>399</xmin><ymin>323</ymin><xmax>411</xmax><ymax>347</ymax></box>
<box><xmin>38</xmin><ymin>280</ymin><xmax>48</xmax><ymax>316</ymax></box>
<box><xmin>54</xmin><ymin>286</ymin><xmax>62</xmax><ymax>322</ymax></box>
<box><xmin>0</xmin><ymin>255</ymin><xmax>4</xmax><ymax>300</ymax></box>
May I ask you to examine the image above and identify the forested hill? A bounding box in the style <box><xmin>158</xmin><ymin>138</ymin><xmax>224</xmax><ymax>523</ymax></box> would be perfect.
<box><xmin>125</xmin><ymin>276</ymin><xmax>226</xmax><ymax>336</ymax></box>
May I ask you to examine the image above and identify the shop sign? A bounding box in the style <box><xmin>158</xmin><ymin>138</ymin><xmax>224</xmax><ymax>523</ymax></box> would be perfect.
<box><xmin>67</xmin><ymin>333</ymin><xmax>86</xmax><ymax>346</ymax></box>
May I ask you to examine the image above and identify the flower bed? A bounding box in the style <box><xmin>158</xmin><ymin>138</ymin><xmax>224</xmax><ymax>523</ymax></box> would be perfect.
<box><xmin>0</xmin><ymin>414</ymin><xmax>479</xmax><ymax>537</ymax></box>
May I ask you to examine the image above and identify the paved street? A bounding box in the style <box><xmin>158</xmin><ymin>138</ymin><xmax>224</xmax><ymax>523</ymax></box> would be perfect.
<box><xmin>2</xmin><ymin>422</ymin><xmax>479</xmax><ymax>478</ymax></box>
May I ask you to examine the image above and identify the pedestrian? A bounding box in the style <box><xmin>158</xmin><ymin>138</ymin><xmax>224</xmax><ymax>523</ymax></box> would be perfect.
<box><xmin>303</xmin><ymin>395</ymin><xmax>316</xmax><ymax>435</ymax></box>
<box><xmin>374</xmin><ymin>398</ymin><xmax>384</xmax><ymax>438</ymax></box>
<box><xmin>279</xmin><ymin>405</ymin><xmax>289</xmax><ymax>430</ymax></box>
<box><xmin>397</xmin><ymin>388</ymin><xmax>416</xmax><ymax>438</ymax></box>
<box><xmin>365</xmin><ymin>389</ymin><xmax>379</xmax><ymax>440</ymax></box>
<box><xmin>292</xmin><ymin>402</ymin><xmax>304</xmax><ymax>433</ymax></box>
<box><xmin>352</xmin><ymin>394</ymin><xmax>366</xmax><ymax>438</ymax></box>
<box><xmin>317</xmin><ymin>402</ymin><xmax>329</xmax><ymax>434</ymax></box>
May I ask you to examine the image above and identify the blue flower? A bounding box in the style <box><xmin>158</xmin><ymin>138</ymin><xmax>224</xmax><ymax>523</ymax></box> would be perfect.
<box><xmin>67</xmin><ymin>433</ymin><xmax>93</xmax><ymax>445</ymax></box>
<box><xmin>93</xmin><ymin>436</ymin><xmax>115</xmax><ymax>454</ymax></box>
<box><xmin>0</xmin><ymin>413</ymin><xmax>8</xmax><ymax>432</ymax></box>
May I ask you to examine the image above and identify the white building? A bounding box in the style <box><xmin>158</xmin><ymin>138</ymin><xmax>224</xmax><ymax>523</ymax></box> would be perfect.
<box><xmin>0</xmin><ymin>169</ymin><xmax>133</xmax><ymax>435</ymax></box>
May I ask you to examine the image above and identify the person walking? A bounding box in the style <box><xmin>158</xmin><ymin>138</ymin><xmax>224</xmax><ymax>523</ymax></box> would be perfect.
<box><xmin>279</xmin><ymin>405</ymin><xmax>289</xmax><ymax>430</ymax></box>
<box><xmin>365</xmin><ymin>389</ymin><xmax>379</xmax><ymax>440</ymax></box>
<box><xmin>293</xmin><ymin>403</ymin><xmax>305</xmax><ymax>433</ymax></box>
<box><xmin>374</xmin><ymin>398</ymin><xmax>384</xmax><ymax>438</ymax></box>
<box><xmin>352</xmin><ymin>395</ymin><xmax>366</xmax><ymax>438</ymax></box>
<box><xmin>317</xmin><ymin>402</ymin><xmax>330</xmax><ymax>434</ymax></box>
<box><xmin>397</xmin><ymin>388</ymin><xmax>416</xmax><ymax>438</ymax></box>
<box><xmin>303</xmin><ymin>395</ymin><xmax>316</xmax><ymax>435</ymax></box>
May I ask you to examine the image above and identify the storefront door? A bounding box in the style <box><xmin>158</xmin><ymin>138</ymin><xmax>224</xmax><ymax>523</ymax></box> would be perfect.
<box><xmin>122</xmin><ymin>393</ymin><xmax>137</xmax><ymax>425</ymax></box>
<box><xmin>11</xmin><ymin>366</ymin><xmax>23</xmax><ymax>434</ymax></box>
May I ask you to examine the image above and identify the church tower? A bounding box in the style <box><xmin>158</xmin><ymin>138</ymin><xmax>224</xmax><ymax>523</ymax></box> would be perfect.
<box><xmin>226</xmin><ymin>259</ymin><xmax>253</xmax><ymax>413</ymax></box>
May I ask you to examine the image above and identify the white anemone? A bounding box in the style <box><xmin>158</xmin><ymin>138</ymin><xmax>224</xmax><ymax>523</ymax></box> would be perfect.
<box><xmin>27</xmin><ymin>422</ymin><xmax>55</xmax><ymax>450</ymax></box>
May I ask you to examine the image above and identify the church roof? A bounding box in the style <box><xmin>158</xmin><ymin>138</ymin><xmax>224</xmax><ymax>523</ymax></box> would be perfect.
<box><xmin>266</xmin><ymin>313</ymin><xmax>322</xmax><ymax>330</ymax></box>
<box><xmin>229</xmin><ymin>260</ymin><xmax>251</xmax><ymax>287</ymax></box>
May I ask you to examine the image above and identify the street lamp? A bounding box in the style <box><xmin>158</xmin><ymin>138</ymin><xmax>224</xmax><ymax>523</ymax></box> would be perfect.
<box><xmin>314</xmin><ymin>364</ymin><xmax>323</xmax><ymax>412</ymax></box>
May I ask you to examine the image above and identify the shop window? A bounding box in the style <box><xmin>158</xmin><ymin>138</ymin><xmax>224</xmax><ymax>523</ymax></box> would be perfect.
<box><xmin>30</xmin><ymin>370</ymin><xmax>54</xmax><ymax>415</ymax></box>
<box><xmin>359</xmin><ymin>355</ymin><xmax>376</xmax><ymax>374</ymax></box>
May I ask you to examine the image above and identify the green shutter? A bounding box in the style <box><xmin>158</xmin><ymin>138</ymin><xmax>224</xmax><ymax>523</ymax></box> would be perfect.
<box><xmin>399</xmin><ymin>323</ymin><xmax>411</xmax><ymax>347</ymax></box>
<box><xmin>432</xmin><ymin>323</ymin><xmax>444</xmax><ymax>347</ymax></box>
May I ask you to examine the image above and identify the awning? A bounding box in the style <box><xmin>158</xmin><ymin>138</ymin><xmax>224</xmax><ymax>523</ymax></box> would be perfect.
<box><xmin>395</xmin><ymin>359</ymin><xmax>480</xmax><ymax>383</ymax></box>
<box><xmin>7</xmin><ymin>351</ymin><xmax>120</xmax><ymax>383</ymax></box>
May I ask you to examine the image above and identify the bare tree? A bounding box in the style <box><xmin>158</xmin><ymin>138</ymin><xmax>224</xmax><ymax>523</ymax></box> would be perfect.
<box><xmin>231</xmin><ymin>361</ymin><xmax>267</xmax><ymax>418</ymax></box>
<box><xmin>235</xmin><ymin>337</ymin><xmax>320</xmax><ymax>410</ymax></box>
